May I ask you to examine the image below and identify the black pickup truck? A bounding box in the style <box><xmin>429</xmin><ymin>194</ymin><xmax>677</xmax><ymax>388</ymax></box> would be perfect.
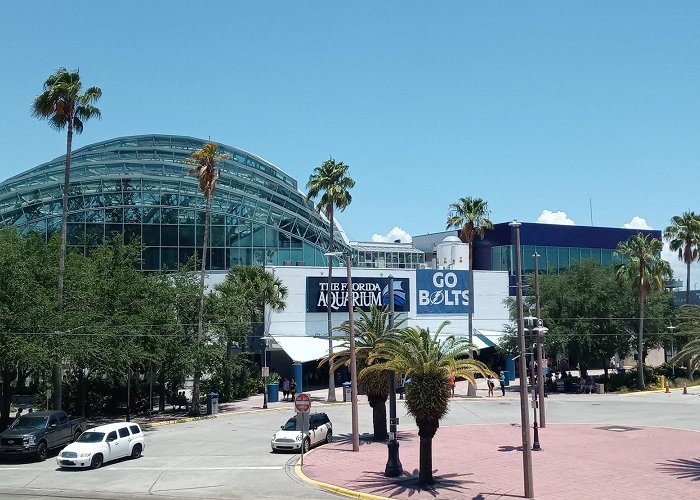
<box><xmin>0</xmin><ymin>410</ymin><xmax>87</xmax><ymax>461</ymax></box>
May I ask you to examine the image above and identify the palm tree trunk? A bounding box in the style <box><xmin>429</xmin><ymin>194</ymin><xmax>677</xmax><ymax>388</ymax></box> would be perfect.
<box><xmin>53</xmin><ymin>121</ymin><xmax>73</xmax><ymax>411</ymax></box>
<box><xmin>327</xmin><ymin>206</ymin><xmax>336</xmax><ymax>402</ymax></box>
<box><xmin>637</xmin><ymin>293</ymin><xmax>645</xmax><ymax>390</ymax></box>
<box><xmin>417</xmin><ymin>418</ymin><xmax>439</xmax><ymax>485</ymax></box>
<box><xmin>467</xmin><ymin>241</ymin><xmax>476</xmax><ymax>397</ymax></box>
<box><xmin>368</xmin><ymin>393</ymin><xmax>388</xmax><ymax>441</ymax></box>
<box><xmin>190</xmin><ymin>195</ymin><xmax>211</xmax><ymax>416</ymax></box>
<box><xmin>687</xmin><ymin>259</ymin><xmax>691</xmax><ymax>305</ymax></box>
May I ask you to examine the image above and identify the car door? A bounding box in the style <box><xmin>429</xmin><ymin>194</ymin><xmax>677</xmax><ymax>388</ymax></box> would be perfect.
<box><xmin>105</xmin><ymin>430</ymin><xmax>122</xmax><ymax>461</ymax></box>
<box><xmin>46</xmin><ymin>415</ymin><xmax>60</xmax><ymax>448</ymax></box>
<box><xmin>115</xmin><ymin>427</ymin><xmax>132</xmax><ymax>458</ymax></box>
<box><xmin>57</xmin><ymin>414</ymin><xmax>71</xmax><ymax>445</ymax></box>
<box><xmin>308</xmin><ymin>415</ymin><xmax>320</xmax><ymax>446</ymax></box>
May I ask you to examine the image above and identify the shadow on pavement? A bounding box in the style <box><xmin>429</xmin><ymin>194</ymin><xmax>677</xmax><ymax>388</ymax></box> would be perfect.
<box><xmin>657</xmin><ymin>457</ymin><xmax>700</xmax><ymax>481</ymax></box>
<box><xmin>345</xmin><ymin>468</ymin><xmax>478</xmax><ymax>498</ymax></box>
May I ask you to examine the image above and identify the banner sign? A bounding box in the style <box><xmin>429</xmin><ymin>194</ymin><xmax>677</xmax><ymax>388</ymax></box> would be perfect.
<box><xmin>306</xmin><ymin>277</ymin><xmax>410</xmax><ymax>313</ymax></box>
<box><xmin>416</xmin><ymin>269</ymin><xmax>472</xmax><ymax>314</ymax></box>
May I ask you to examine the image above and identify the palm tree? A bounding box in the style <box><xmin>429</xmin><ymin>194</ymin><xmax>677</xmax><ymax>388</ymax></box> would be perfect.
<box><xmin>185</xmin><ymin>142</ymin><xmax>229</xmax><ymax>415</ymax></box>
<box><xmin>615</xmin><ymin>233</ymin><xmax>672</xmax><ymax>389</ymax></box>
<box><xmin>306</xmin><ymin>158</ymin><xmax>355</xmax><ymax>402</ymax></box>
<box><xmin>446</xmin><ymin>197</ymin><xmax>492</xmax><ymax>396</ymax></box>
<box><xmin>32</xmin><ymin>68</ymin><xmax>102</xmax><ymax>410</ymax></box>
<box><xmin>670</xmin><ymin>305</ymin><xmax>700</xmax><ymax>374</ymax></box>
<box><xmin>664</xmin><ymin>212</ymin><xmax>700</xmax><ymax>305</ymax></box>
<box><xmin>364</xmin><ymin>323</ymin><xmax>493</xmax><ymax>485</ymax></box>
<box><xmin>322</xmin><ymin>305</ymin><xmax>406</xmax><ymax>440</ymax></box>
<box><xmin>228</xmin><ymin>265</ymin><xmax>289</xmax><ymax>339</ymax></box>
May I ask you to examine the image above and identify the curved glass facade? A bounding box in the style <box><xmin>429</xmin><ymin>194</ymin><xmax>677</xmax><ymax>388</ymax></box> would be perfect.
<box><xmin>0</xmin><ymin>135</ymin><xmax>348</xmax><ymax>271</ymax></box>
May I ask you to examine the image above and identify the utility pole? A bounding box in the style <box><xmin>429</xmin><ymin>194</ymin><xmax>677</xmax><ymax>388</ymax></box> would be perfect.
<box><xmin>510</xmin><ymin>221</ymin><xmax>534</xmax><ymax>499</ymax></box>
<box><xmin>533</xmin><ymin>252</ymin><xmax>545</xmax><ymax>428</ymax></box>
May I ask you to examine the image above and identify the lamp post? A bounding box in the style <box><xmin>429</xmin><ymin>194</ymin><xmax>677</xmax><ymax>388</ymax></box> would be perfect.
<box><xmin>327</xmin><ymin>250</ymin><xmax>337</xmax><ymax>402</ymax></box>
<box><xmin>345</xmin><ymin>255</ymin><xmax>360</xmax><ymax>452</ymax></box>
<box><xmin>262</xmin><ymin>335</ymin><xmax>271</xmax><ymax>409</ymax></box>
<box><xmin>510</xmin><ymin>220</ymin><xmax>534</xmax><ymax>499</ymax></box>
<box><xmin>385</xmin><ymin>274</ymin><xmax>403</xmax><ymax>477</ymax></box>
<box><xmin>533</xmin><ymin>251</ymin><xmax>546</xmax><ymax>428</ymax></box>
<box><xmin>667</xmin><ymin>324</ymin><xmax>676</xmax><ymax>377</ymax></box>
<box><xmin>126</xmin><ymin>366</ymin><xmax>131</xmax><ymax>422</ymax></box>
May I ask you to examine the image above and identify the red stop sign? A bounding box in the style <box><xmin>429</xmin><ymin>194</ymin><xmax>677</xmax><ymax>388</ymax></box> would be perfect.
<box><xmin>295</xmin><ymin>393</ymin><xmax>311</xmax><ymax>412</ymax></box>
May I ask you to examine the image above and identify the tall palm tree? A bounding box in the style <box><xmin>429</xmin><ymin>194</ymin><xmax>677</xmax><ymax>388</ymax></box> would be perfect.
<box><xmin>322</xmin><ymin>305</ymin><xmax>406</xmax><ymax>440</ymax></box>
<box><xmin>615</xmin><ymin>233</ymin><xmax>672</xmax><ymax>389</ymax></box>
<box><xmin>306</xmin><ymin>158</ymin><xmax>355</xmax><ymax>402</ymax></box>
<box><xmin>364</xmin><ymin>323</ymin><xmax>493</xmax><ymax>485</ymax></box>
<box><xmin>32</xmin><ymin>67</ymin><xmax>102</xmax><ymax>410</ymax></box>
<box><xmin>664</xmin><ymin>212</ymin><xmax>700</xmax><ymax>305</ymax></box>
<box><xmin>186</xmin><ymin>142</ymin><xmax>229</xmax><ymax>415</ymax></box>
<box><xmin>446</xmin><ymin>197</ymin><xmax>492</xmax><ymax>396</ymax></box>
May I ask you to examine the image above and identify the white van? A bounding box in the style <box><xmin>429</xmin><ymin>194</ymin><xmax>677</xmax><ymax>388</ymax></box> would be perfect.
<box><xmin>57</xmin><ymin>422</ymin><xmax>145</xmax><ymax>469</ymax></box>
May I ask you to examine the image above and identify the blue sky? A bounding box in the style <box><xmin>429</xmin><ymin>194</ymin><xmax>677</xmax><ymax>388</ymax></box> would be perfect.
<box><xmin>2</xmin><ymin>2</ymin><xmax>699</xmax><ymax>282</ymax></box>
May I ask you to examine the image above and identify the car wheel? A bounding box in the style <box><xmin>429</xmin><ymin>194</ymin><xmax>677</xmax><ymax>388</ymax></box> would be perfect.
<box><xmin>35</xmin><ymin>442</ymin><xmax>48</xmax><ymax>461</ymax></box>
<box><xmin>302</xmin><ymin>438</ymin><xmax>310</xmax><ymax>453</ymax></box>
<box><xmin>325</xmin><ymin>431</ymin><xmax>332</xmax><ymax>444</ymax></box>
<box><xmin>90</xmin><ymin>454</ymin><xmax>103</xmax><ymax>469</ymax></box>
<box><xmin>130</xmin><ymin>443</ymin><xmax>142</xmax><ymax>459</ymax></box>
<box><xmin>73</xmin><ymin>430</ymin><xmax>82</xmax><ymax>442</ymax></box>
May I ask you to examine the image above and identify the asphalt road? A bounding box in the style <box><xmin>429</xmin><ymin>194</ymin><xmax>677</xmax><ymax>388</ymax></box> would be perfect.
<box><xmin>1</xmin><ymin>389</ymin><xmax>698</xmax><ymax>499</ymax></box>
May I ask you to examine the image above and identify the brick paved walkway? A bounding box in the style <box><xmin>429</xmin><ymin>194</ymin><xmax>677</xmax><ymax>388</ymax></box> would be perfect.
<box><xmin>300</xmin><ymin>423</ymin><xmax>700</xmax><ymax>499</ymax></box>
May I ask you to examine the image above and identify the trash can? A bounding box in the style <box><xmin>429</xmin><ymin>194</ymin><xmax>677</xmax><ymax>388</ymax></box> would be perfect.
<box><xmin>206</xmin><ymin>393</ymin><xmax>219</xmax><ymax>415</ymax></box>
<box><xmin>267</xmin><ymin>383</ymin><xmax>279</xmax><ymax>403</ymax></box>
<box><xmin>502</xmin><ymin>371</ymin><xmax>510</xmax><ymax>386</ymax></box>
<box><xmin>596</xmin><ymin>383</ymin><xmax>604</xmax><ymax>394</ymax></box>
<box><xmin>342</xmin><ymin>382</ymin><xmax>352</xmax><ymax>402</ymax></box>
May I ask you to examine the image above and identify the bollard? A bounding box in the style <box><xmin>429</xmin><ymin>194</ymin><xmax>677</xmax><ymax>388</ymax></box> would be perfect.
<box><xmin>683</xmin><ymin>383</ymin><xmax>688</xmax><ymax>395</ymax></box>
<box><xmin>665</xmin><ymin>383</ymin><xmax>670</xmax><ymax>394</ymax></box>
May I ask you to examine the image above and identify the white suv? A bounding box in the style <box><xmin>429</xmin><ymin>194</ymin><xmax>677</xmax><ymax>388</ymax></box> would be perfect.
<box><xmin>271</xmin><ymin>412</ymin><xmax>332</xmax><ymax>453</ymax></box>
<box><xmin>57</xmin><ymin>422</ymin><xmax>145</xmax><ymax>469</ymax></box>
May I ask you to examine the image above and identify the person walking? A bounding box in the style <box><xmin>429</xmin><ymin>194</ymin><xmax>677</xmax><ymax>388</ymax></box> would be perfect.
<box><xmin>499</xmin><ymin>371</ymin><xmax>506</xmax><ymax>396</ymax></box>
<box><xmin>448</xmin><ymin>374</ymin><xmax>456</xmax><ymax>397</ymax></box>
<box><xmin>290</xmin><ymin>379</ymin><xmax>297</xmax><ymax>401</ymax></box>
<box><xmin>281</xmin><ymin>378</ymin><xmax>290</xmax><ymax>401</ymax></box>
<box><xmin>487</xmin><ymin>375</ymin><xmax>495</xmax><ymax>397</ymax></box>
<box><xmin>15</xmin><ymin>407</ymin><xmax>23</xmax><ymax>419</ymax></box>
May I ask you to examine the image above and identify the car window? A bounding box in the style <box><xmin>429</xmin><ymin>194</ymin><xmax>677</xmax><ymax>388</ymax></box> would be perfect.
<box><xmin>282</xmin><ymin>417</ymin><xmax>297</xmax><ymax>431</ymax></box>
<box><xmin>48</xmin><ymin>417</ymin><xmax>58</xmax><ymax>427</ymax></box>
<box><xmin>318</xmin><ymin>414</ymin><xmax>329</xmax><ymax>424</ymax></box>
<box><xmin>77</xmin><ymin>432</ymin><xmax>105</xmax><ymax>443</ymax></box>
<box><xmin>129</xmin><ymin>425</ymin><xmax>141</xmax><ymax>435</ymax></box>
<box><xmin>309</xmin><ymin>416</ymin><xmax>319</xmax><ymax>427</ymax></box>
<box><xmin>118</xmin><ymin>427</ymin><xmax>130</xmax><ymax>438</ymax></box>
<box><xmin>106</xmin><ymin>431</ymin><xmax>117</xmax><ymax>441</ymax></box>
<box><xmin>59</xmin><ymin>415</ymin><xmax>68</xmax><ymax>425</ymax></box>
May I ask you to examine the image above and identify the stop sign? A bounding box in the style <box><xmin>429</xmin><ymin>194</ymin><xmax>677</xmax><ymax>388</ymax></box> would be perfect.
<box><xmin>295</xmin><ymin>393</ymin><xmax>311</xmax><ymax>412</ymax></box>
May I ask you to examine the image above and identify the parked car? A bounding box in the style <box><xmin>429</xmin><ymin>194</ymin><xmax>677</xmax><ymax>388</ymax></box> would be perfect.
<box><xmin>271</xmin><ymin>412</ymin><xmax>332</xmax><ymax>453</ymax></box>
<box><xmin>57</xmin><ymin>422</ymin><xmax>145</xmax><ymax>469</ymax></box>
<box><xmin>0</xmin><ymin>410</ymin><xmax>86</xmax><ymax>461</ymax></box>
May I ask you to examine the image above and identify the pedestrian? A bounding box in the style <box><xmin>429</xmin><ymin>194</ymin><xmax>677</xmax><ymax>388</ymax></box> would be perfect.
<box><xmin>290</xmin><ymin>379</ymin><xmax>297</xmax><ymax>401</ymax></box>
<box><xmin>499</xmin><ymin>371</ymin><xmax>506</xmax><ymax>396</ymax></box>
<box><xmin>281</xmin><ymin>378</ymin><xmax>290</xmax><ymax>401</ymax></box>
<box><xmin>487</xmin><ymin>375</ymin><xmax>495</xmax><ymax>397</ymax></box>
<box><xmin>448</xmin><ymin>374</ymin><xmax>456</xmax><ymax>397</ymax></box>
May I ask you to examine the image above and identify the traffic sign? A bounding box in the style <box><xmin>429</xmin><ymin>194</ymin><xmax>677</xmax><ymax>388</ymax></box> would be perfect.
<box><xmin>295</xmin><ymin>393</ymin><xmax>311</xmax><ymax>412</ymax></box>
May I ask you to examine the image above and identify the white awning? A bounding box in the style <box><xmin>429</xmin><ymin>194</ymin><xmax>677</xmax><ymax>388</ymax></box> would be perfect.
<box><xmin>270</xmin><ymin>335</ymin><xmax>348</xmax><ymax>363</ymax></box>
<box><xmin>473</xmin><ymin>329</ymin><xmax>503</xmax><ymax>349</ymax></box>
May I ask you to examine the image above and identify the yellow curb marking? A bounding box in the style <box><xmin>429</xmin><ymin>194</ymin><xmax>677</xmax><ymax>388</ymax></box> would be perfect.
<box><xmin>295</xmin><ymin>457</ymin><xmax>391</xmax><ymax>500</ymax></box>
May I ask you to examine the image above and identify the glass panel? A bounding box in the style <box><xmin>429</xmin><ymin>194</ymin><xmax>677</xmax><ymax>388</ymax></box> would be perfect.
<box><xmin>600</xmin><ymin>249</ymin><xmax>613</xmax><ymax>265</ymax></box>
<box><xmin>161</xmin><ymin>248</ymin><xmax>178</xmax><ymax>270</ymax></box>
<box><xmin>123</xmin><ymin>224</ymin><xmax>140</xmax><ymax>244</ymax></box>
<box><xmin>210</xmin><ymin>226</ymin><xmax>224</xmax><ymax>247</ymax></box>
<box><xmin>143</xmin><ymin>247</ymin><xmax>159</xmax><ymax>270</ymax></box>
<box><xmin>179</xmin><ymin>247</ymin><xmax>196</xmax><ymax>266</ymax></box>
<box><xmin>142</xmin><ymin>224</ymin><xmax>160</xmax><ymax>245</ymax></box>
<box><xmin>179</xmin><ymin>225</ymin><xmax>195</xmax><ymax>246</ymax></box>
<box><xmin>123</xmin><ymin>206</ymin><xmax>142</xmax><ymax>223</ymax></box>
<box><xmin>522</xmin><ymin>245</ymin><xmax>534</xmax><ymax>272</ymax></box>
<box><xmin>161</xmin><ymin>208</ymin><xmax>178</xmax><ymax>224</ymax></box>
<box><xmin>105</xmin><ymin>223</ymin><xmax>122</xmax><ymax>242</ymax></box>
<box><xmin>161</xmin><ymin>225</ymin><xmax>178</xmax><ymax>246</ymax></box>
<box><xmin>558</xmin><ymin>248</ymin><xmax>570</xmax><ymax>271</ymax></box>
<box><xmin>67</xmin><ymin>223</ymin><xmax>84</xmax><ymax>245</ymax></box>
<box><xmin>545</xmin><ymin>247</ymin><xmax>558</xmax><ymax>272</ymax></box>
<box><xmin>85</xmin><ymin>223</ymin><xmax>104</xmax><ymax>244</ymax></box>
<box><xmin>211</xmin><ymin>248</ymin><xmax>226</xmax><ymax>270</ymax></box>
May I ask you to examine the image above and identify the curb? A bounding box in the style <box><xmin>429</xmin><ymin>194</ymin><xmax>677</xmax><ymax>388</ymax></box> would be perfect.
<box><xmin>295</xmin><ymin>459</ymin><xmax>390</xmax><ymax>500</ymax></box>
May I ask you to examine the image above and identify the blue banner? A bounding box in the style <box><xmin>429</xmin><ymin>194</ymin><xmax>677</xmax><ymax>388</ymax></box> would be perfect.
<box><xmin>416</xmin><ymin>269</ymin><xmax>471</xmax><ymax>314</ymax></box>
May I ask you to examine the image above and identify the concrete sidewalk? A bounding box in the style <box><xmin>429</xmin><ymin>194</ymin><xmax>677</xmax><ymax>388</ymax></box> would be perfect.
<box><xmin>298</xmin><ymin>423</ymin><xmax>700</xmax><ymax>499</ymax></box>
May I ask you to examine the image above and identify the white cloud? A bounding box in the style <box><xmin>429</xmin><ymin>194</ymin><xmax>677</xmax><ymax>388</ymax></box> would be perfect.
<box><xmin>623</xmin><ymin>216</ymin><xmax>653</xmax><ymax>230</ymax></box>
<box><xmin>536</xmin><ymin>210</ymin><xmax>575</xmax><ymax>225</ymax></box>
<box><xmin>371</xmin><ymin>227</ymin><xmax>412</xmax><ymax>243</ymax></box>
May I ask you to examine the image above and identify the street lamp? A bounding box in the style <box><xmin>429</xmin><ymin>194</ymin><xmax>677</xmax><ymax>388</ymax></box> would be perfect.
<box><xmin>532</xmin><ymin>251</ymin><xmax>546</xmax><ymax>428</ymax></box>
<box><xmin>325</xmin><ymin>251</ymin><xmax>359</xmax><ymax>451</ymax></box>
<box><xmin>510</xmin><ymin>220</ymin><xmax>534</xmax><ymax>499</ymax></box>
<box><xmin>667</xmin><ymin>324</ymin><xmax>676</xmax><ymax>377</ymax></box>
<box><xmin>262</xmin><ymin>335</ymin><xmax>272</xmax><ymax>409</ymax></box>
<box><xmin>385</xmin><ymin>274</ymin><xmax>403</xmax><ymax>477</ymax></box>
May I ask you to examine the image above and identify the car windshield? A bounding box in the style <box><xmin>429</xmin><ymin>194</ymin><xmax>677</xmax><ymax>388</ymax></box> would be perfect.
<box><xmin>9</xmin><ymin>416</ymin><xmax>47</xmax><ymax>430</ymax></box>
<box><xmin>77</xmin><ymin>432</ymin><xmax>105</xmax><ymax>443</ymax></box>
<box><xmin>282</xmin><ymin>417</ymin><xmax>297</xmax><ymax>431</ymax></box>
